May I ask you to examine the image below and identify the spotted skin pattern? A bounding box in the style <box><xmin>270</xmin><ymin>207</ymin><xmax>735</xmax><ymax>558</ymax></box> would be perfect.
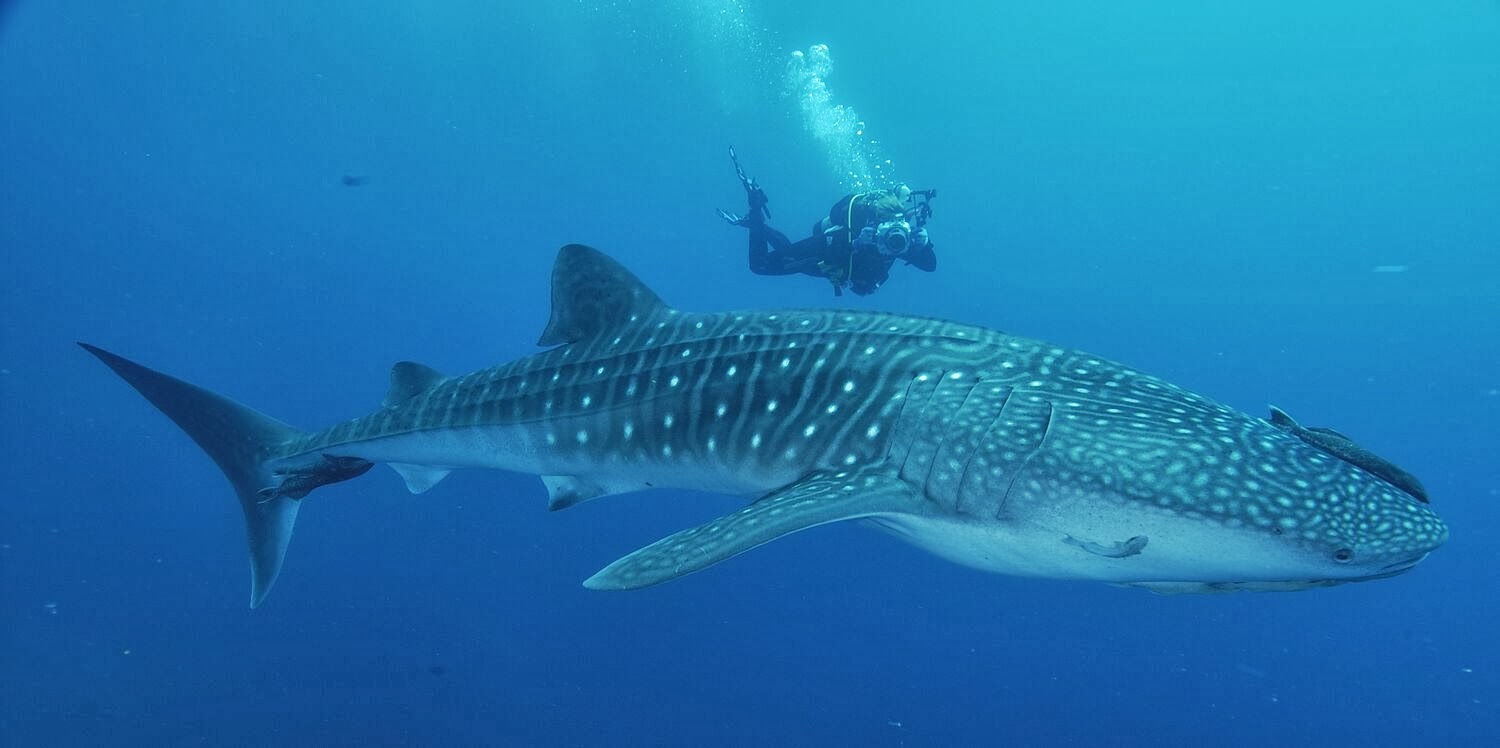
<box><xmin>84</xmin><ymin>245</ymin><xmax>1447</xmax><ymax>604</ymax></box>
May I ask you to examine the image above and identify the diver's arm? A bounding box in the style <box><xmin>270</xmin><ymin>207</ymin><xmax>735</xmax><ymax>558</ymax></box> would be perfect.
<box><xmin>904</xmin><ymin>242</ymin><xmax>937</xmax><ymax>272</ymax></box>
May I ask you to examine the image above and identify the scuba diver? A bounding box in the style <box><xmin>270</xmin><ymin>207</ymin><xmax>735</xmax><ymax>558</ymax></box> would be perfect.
<box><xmin>717</xmin><ymin>148</ymin><xmax>938</xmax><ymax>296</ymax></box>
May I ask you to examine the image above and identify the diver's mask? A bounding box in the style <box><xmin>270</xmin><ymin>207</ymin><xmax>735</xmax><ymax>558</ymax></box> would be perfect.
<box><xmin>874</xmin><ymin>218</ymin><xmax>912</xmax><ymax>255</ymax></box>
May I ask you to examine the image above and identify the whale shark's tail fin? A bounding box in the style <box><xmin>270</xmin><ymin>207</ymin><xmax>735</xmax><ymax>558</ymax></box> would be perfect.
<box><xmin>78</xmin><ymin>343</ymin><xmax>365</xmax><ymax>607</ymax></box>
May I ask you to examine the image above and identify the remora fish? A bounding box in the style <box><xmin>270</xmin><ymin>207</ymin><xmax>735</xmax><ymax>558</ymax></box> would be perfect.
<box><xmin>81</xmin><ymin>245</ymin><xmax>1447</xmax><ymax>606</ymax></box>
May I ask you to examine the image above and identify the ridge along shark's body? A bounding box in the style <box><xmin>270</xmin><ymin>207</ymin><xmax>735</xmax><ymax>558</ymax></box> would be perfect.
<box><xmin>82</xmin><ymin>245</ymin><xmax>1447</xmax><ymax>607</ymax></box>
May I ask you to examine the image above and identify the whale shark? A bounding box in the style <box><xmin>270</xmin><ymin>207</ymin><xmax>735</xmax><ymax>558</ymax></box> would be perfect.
<box><xmin>81</xmin><ymin>244</ymin><xmax>1447</xmax><ymax>607</ymax></box>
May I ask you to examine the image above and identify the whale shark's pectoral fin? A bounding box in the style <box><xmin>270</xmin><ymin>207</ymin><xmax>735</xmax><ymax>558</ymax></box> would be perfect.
<box><xmin>1062</xmin><ymin>534</ymin><xmax>1148</xmax><ymax>559</ymax></box>
<box><xmin>583</xmin><ymin>469</ymin><xmax>921</xmax><ymax>590</ymax></box>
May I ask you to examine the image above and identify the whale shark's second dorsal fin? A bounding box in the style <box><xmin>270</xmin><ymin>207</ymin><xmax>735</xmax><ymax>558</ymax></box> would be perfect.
<box><xmin>383</xmin><ymin>361</ymin><xmax>446</xmax><ymax>407</ymax></box>
<box><xmin>537</xmin><ymin>244</ymin><xmax>672</xmax><ymax>347</ymax></box>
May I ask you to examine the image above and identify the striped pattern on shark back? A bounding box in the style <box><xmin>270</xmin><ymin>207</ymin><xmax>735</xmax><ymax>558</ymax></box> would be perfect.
<box><xmin>80</xmin><ymin>244</ymin><xmax>1446</xmax><ymax>606</ymax></box>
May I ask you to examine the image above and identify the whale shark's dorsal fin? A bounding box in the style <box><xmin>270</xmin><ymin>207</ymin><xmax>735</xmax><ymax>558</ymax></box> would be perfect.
<box><xmin>383</xmin><ymin>361</ymin><xmax>446</xmax><ymax>407</ymax></box>
<box><xmin>537</xmin><ymin>244</ymin><xmax>672</xmax><ymax>347</ymax></box>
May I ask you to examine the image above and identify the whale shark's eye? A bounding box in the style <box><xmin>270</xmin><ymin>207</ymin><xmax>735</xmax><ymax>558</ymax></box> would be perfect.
<box><xmin>1333</xmin><ymin>548</ymin><xmax>1354</xmax><ymax>563</ymax></box>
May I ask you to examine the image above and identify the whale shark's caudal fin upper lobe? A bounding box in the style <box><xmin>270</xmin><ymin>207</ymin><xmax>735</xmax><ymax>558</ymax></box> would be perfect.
<box><xmin>77</xmin><ymin>343</ymin><xmax>360</xmax><ymax>608</ymax></box>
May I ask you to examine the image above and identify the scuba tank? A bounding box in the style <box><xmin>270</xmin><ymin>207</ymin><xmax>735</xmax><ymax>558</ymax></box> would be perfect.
<box><xmin>818</xmin><ymin>186</ymin><xmax>937</xmax><ymax>246</ymax></box>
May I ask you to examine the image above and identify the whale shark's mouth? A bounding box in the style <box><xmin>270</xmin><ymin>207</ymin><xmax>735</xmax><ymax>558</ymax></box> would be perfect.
<box><xmin>1126</xmin><ymin>580</ymin><xmax>1343</xmax><ymax>594</ymax></box>
<box><xmin>1122</xmin><ymin>553</ymin><xmax>1431</xmax><ymax>594</ymax></box>
<box><xmin>1357</xmin><ymin>553</ymin><xmax>1430</xmax><ymax>581</ymax></box>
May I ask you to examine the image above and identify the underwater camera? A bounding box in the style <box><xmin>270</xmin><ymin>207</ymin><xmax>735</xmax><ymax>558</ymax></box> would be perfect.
<box><xmin>876</xmin><ymin>219</ymin><xmax>910</xmax><ymax>254</ymax></box>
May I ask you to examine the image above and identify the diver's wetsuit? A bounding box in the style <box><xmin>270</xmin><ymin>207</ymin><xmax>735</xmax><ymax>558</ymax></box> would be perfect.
<box><xmin>743</xmin><ymin>194</ymin><xmax>937</xmax><ymax>296</ymax></box>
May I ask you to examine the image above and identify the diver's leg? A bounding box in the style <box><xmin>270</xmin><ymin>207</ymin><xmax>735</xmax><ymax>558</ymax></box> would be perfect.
<box><xmin>748</xmin><ymin>223</ymin><xmax>799</xmax><ymax>275</ymax></box>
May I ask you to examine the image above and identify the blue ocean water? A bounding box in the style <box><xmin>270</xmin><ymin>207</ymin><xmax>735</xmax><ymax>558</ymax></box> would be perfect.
<box><xmin>2</xmin><ymin>1</ymin><xmax>1497</xmax><ymax>745</ymax></box>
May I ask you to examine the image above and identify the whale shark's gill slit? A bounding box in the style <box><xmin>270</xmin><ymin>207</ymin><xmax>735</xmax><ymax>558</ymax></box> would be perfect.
<box><xmin>996</xmin><ymin>398</ymin><xmax>1056</xmax><ymax>515</ymax></box>
<box><xmin>956</xmin><ymin>384</ymin><xmax>1013</xmax><ymax>516</ymax></box>
<box><xmin>1039</xmin><ymin>400</ymin><xmax>1056</xmax><ymax>444</ymax></box>
<box><xmin>890</xmin><ymin>369</ymin><xmax>947</xmax><ymax>477</ymax></box>
<box><xmin>919</xmin><ymin>374</ymin><xmax>983</xmax><ymax>510</ymax></box>
<box><xmin>883</xmin><ymin>371</ymin><xmax>923</xmax><ymax>468</ymax></box>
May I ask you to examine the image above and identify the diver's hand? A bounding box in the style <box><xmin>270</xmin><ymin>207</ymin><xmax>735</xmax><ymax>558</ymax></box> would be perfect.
<box><xmin>716</xmin><ymin>208</ymin><xmax>748</xmax><ymax>226</ymax></box>
<box><xmin>854</xmin><ymin>226</ymin><xmax>877</xmax><ymax>249</ymax></box>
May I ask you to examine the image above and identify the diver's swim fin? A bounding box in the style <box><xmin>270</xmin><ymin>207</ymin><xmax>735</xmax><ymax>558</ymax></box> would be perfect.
<box><xmin>716</xmin><ymin>208</ymin><xmax>749</xmax><ymax>226</ymax></box>
<box><xmin>727</xmin><ymin>146</ymin><xmax>769</xmax><ymax>219</ymax></box>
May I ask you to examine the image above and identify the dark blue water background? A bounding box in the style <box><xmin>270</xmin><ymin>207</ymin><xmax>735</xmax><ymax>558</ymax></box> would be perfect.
<box><xmin>3</xmin><ymin>2</ymin><xmax>1497</xmax><ymax>745</ymax></box>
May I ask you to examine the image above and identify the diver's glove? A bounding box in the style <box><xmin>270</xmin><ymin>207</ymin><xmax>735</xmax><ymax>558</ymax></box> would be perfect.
<box><xmin>911</xmin><ymin>227</ymin><xmax>930</xmax><ymax>249</ymax></box>
<box><xmin>716</xmin><ymin>208</ymin><xmax>749</xmax><ymax>226</ymax></box>
<box><xmin>854</xmin><ymin>226</ymin><xmax>877</xmax><ymax>249</ymax></box>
